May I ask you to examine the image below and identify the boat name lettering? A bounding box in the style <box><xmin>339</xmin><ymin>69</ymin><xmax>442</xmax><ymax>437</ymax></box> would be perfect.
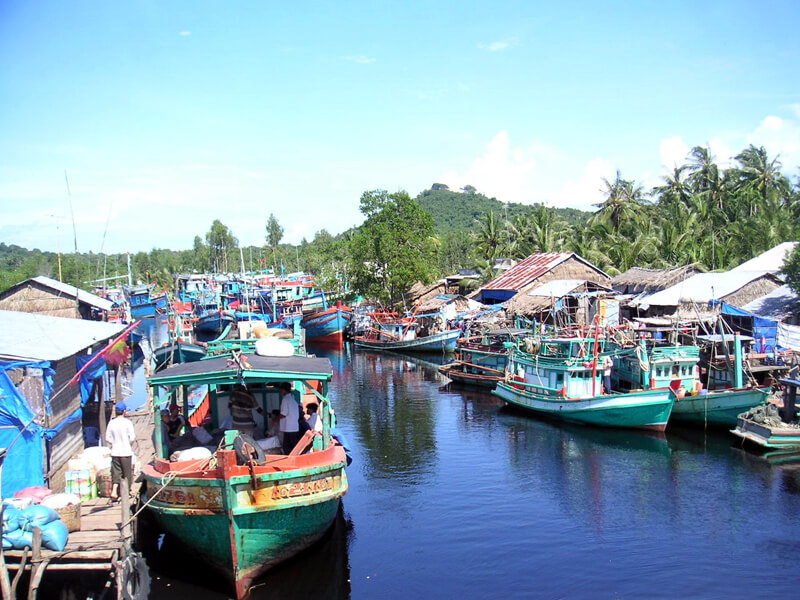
<box><xmin>272</xmin><ymin>477</ymin><xmax>333</xmax><ymax>500</ymax></box>
<box><xmin>157</xmin><ymin>487</ymin><xmax>221</xmax><ymax>508</ymax></box>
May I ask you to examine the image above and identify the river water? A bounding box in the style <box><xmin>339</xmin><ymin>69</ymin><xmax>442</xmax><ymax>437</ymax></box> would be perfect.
<box><xmin>141</xmin><ymin>340</ymin><xmax>800</xmax><ymax>600</ymax></box>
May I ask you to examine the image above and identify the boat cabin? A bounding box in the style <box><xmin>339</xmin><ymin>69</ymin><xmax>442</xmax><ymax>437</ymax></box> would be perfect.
<box><xmin>509</xmin><ymin>337</ymin><xmax>608</xmax><ymax>400</ymax></box>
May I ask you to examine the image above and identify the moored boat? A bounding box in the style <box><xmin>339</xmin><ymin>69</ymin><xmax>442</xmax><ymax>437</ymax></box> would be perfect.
<box><xmin>494</xmin><ymin>336</ymin><xmax>674</xmax><ymax>430</ymax></box>
<box><xmin>354</xmin><ymin>315</ymin><xmax>461</xmax><ymax>353</ymax></box>
<box><xmin>609</xmin><ymin>329</ymin><xmax>772</xmax><ymax>427</ymax></box>
<box><xmin>124</xmin><ymin>283</ymin><xmax>169</xmax><ymax>319</ymax></box>
<box><xmin>301</xmin><ymin>302</ymin><xmax>353</xmax><ymax>346</ymax></box>
<box><xmin>438</xmin><ymin>328</ymin><xmax>526</xmax><ymax>388</ymax></box>
<box><xmin>732</xmin><ymin>377</ymin><xmax>800</xmax><ymax>449</ymax></box>
<box><xmin>140</xmin><ymin>346</ymin><xmax>348</xmax><ymax>599</ymax></box>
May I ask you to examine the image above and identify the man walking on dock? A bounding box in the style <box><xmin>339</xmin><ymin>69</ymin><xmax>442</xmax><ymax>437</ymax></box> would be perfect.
<box><xmin>106</xmin><ymin>402</ymin><xmax>138</xmax><ymax>501</ymax></box>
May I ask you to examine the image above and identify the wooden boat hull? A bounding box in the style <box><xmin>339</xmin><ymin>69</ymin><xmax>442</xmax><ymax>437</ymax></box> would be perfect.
<box><xmin>438</xmin><ymin>344</ymin><xmax>509</xmax><ymax>388</ymax></box>
<box><xmin>354</xmin><ymin>329</ymin><xmax>461</xmax><ymax>353</ymax></box>
<box><xmin>301</xmin><ymin>305</ymin><xmax>352</xmax><ymax>346</ymax></box>
<box><xmin>731</xmin><ymin>417</ymin><xmax>800</xmax><ymax>449</ymax></box>
<box><xmin>141</xmin><ymin>447</ymin><xmax>348</xmax><ymax>599</ymax></box>
<box><xmin>153</xmin><ymin>341</ymin><xmax>207</xmax><ymax>371</ymax></box>
<box><xmin>671</xmin><ymin>387</ymin><xmax>769</xmax><ymax>427</ymax></box>
<box><xmin>438</xmin><ymin>364</ymin><xmax>502</xmax><ymax>389</ymax></box>
<box><xmin>494</xmin><ymin>381</ymin><xmax>674</xmax><ymax>431</ymax></box>
<box><xmin>194</xmin><ymin>312</ymin><xmax>236</xmax><ymax>336</ymax></box>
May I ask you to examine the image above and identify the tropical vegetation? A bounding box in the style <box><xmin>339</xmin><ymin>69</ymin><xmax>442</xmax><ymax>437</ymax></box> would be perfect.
<box><xmin>1</xmin><ymin>143</ymin><xmax>798</xmax><ymax>305</ymax></box>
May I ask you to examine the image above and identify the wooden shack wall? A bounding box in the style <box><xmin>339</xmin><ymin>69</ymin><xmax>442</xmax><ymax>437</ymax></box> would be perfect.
<box><xmin>46</xmin><ymin>356</ymin><xmax>85</xmax><ymax>490</ymax></box>
<box><xmin>0</xmin><ymin>284</ymin><xmax>81</xmax><ymax>319</ymax></box>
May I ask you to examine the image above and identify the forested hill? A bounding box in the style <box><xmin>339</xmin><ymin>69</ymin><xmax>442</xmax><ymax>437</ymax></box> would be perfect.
<box><xmin>415</xmin><ymin>185</ymin><xmax>591</xmax><ymax>236</ymax></box>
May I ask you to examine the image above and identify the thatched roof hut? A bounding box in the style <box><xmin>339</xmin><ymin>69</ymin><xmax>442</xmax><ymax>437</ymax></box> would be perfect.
<box><xmin>406</xmin><ymin>280</ymin><xmax>447</xmax><ymax>307</ymax></box>
<box><xmin>611</xmin><ymin>265</ymin><xmax>703</xmax><ymax>295</ymax></box>
<box><xmin>0</xmin><ymin>276</ymin><xmax>113</xmax><ymax>320</ymax></box>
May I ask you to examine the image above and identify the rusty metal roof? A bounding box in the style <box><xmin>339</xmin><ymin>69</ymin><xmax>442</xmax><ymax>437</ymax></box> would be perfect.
<box><xmin>479</xmin><ymin>253</ymin><xmax>575</xmax><ymax>292</ymax></box>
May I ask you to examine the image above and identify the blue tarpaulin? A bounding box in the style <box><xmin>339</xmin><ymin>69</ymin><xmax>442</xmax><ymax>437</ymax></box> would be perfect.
<box><xmin>0</xmin><ymin>360</ymin><xmax>53</xmax><ymax>496</ymax></box>
<box><xmin>721</xmin><ymin>302</ymin><xmax>778</xmax><ymax>351</ymax></box>
<box><xmin>76</xmin><ymin>351</ymin><xmax>107</xmax><ymax>406</ymax></box>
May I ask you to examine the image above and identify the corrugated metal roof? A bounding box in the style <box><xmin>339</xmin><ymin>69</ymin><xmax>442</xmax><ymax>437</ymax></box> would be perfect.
<box><xmin>731</xmin><ymin>242</ymin><xmax>797</xmax><ymax>273</ymax></box>
<box><xmin>527</xmin><ymin>279</ymin><xmax>587</xmax><ymax>297</ymax></box>
<box><xmin>632</xmin><ymin>271</ymin><xmax>772</xmax><ymax>307</ymax></box>
<box><xmin>0</xmin><ymin>310</ymin><xmax>126</xmax><ymax>361</ymax></box>
<box><xmin>480</xmin><ymin>253</ymin><xmax>573</xmax><ymax>291</ymax></box>
<box><xmin>32</xmin><ymin>276</ymin><xmax>114</xmax><ymax>311</ymax></box>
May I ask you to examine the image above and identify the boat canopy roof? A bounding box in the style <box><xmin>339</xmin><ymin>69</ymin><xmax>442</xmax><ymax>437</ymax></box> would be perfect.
<box><xmin>148</xmin><ymin>353</ymin><xmax>333</xmax><ymax>387</ymax></box>
<box><xmin>486</xmin><ymin>328</ymin><xmax>529</xmax><ymax>336</ymax></box>
<box><xmin>697</xmin><ymin>334</ymin><xmax>755</xmax><ymax>344</ymax></box>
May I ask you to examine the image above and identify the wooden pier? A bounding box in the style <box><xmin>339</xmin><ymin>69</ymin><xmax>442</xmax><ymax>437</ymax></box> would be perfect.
<box><xmin>1</xmin><ymin>411</ymin><xmax>155</xmax><ymax>600</ymax></box>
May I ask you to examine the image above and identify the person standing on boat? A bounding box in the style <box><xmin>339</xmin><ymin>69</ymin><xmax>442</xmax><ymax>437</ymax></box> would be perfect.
<box><xmin>105</xmin><ymin>402</ymin><xmax>138</xmax><ymax>501</ymax></box>
<box><xmin>602</xmin><ymin>355</ymin><xmax>614</xmax><ymax>395</ymax></box>
<box><xmin>230</xmin><ymin>386</ymin><xmax>264</xmax><ymax>437</ymax></box>
<box><xmin>278</xmin><ymin>382</ymin><xmax>301</xmax><ymax>454</ymax></box>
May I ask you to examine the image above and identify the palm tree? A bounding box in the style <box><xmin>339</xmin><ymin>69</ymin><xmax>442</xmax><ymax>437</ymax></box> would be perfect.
<box><xmin>593</xmin><ymin>170</ymin><xmax>646</xmax><ymax>233</ymax></box>
<box><xmin>474</xmin><ymin>211</ymin><xmax>510</xmax><ymax>262</ymax></box>
<box><xmin>654</xmin><ymin>165</ymin><xmax>691</xmax><ymax>209</ymax></box>
<box><xmin>731</xmin><ymin>145</ymin><xmax>791</xmax><ymax>216</ymax></box>
<box><xmin>687</xmin><ymin>145</ymin><xmax>726</xmax><ymax>214</ymax></box>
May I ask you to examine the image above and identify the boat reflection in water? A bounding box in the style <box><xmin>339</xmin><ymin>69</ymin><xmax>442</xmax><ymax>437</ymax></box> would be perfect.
<box><xmin>149</xmin><ymin>505</ymin><xmax>353</xmax><ymax>600</ymax></box>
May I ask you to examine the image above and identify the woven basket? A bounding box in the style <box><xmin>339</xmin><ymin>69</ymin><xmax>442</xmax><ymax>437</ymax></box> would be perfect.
<box><xmin>55</xmin><ymin>502</ymin><xmax>81</xmax><ymax>533</ymax></box>
<box><xmin>97</xmin><ymin>468</ymin><xmax>113</xmax><ymax>498</ymax></box>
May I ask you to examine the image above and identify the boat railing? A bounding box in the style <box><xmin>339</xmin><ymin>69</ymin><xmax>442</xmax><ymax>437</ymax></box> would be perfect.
<box><xmin>503</xmin><ymin>376</ymin><xmax>564</xmax><ymax>396</ymax></box>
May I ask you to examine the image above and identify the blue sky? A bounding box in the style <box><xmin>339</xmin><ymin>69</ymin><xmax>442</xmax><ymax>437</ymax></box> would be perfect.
<box><xmin>1</xmin><ymin>1</ymin><xmax>799</xmax><ymax>255</ymax></box>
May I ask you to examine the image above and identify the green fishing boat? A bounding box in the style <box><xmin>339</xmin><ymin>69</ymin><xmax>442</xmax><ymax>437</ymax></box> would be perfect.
<box><xmin>140</xmin><ymin>346</ymin><xmax>348</xmax><ymax>599</ymax></box>
<box><xmin>610</xmin><ymin>330</ymin><xmax>770</xmax><ymax>427</ymax></box>
<box><xmin>493</xmin><ymin>337</ymin><xmax>674</xmax><ymax>430</ymax></box>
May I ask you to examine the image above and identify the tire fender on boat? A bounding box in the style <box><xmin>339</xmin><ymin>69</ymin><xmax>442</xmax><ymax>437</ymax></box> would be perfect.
<box><xmin>234</xmin><ymin>433</ymin><xmax>267</xmax><ymax>465</ymax></box>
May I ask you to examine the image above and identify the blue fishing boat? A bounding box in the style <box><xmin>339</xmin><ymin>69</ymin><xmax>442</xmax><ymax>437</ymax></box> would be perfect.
<box><xmin>124</xmin><ymin>284</ymin><xmax>168</xmax><ymax>319</ymax></box>
<box><xmin>494</xmin><ymin>336</ymin><xmax>675</xmax><ymax>430</ymax></box>
<box><xmin>301</xmin><ymin>302</ymin><xmax>353</xmax><ymax>346</ymax></box>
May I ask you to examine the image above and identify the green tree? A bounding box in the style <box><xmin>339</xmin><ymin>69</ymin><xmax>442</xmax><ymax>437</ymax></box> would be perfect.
<box><xmin>205</xmin><ymin>220</ymin><xmax>237</xmax><ymax>273</ymax></box>
<box><xmin>781</xmin><ymin>244</ymin><xmax>800</xmax><ymax>295</ymax></box>
<box><xmin>265</xmin><ymin>213</ymin><xmax>284</xmax><ymax>272</ymax></box>
<box><xmin>349</xmin><ymin>189</ymin><xmax>436</xmax><ymax>305</ymax></box>
<box><xmin>592</xmin><ymin>170</ymin><xmax>646</xmax><ymax>233</ymax></box>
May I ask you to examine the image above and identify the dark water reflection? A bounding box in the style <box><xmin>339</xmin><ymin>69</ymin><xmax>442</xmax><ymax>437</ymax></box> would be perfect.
<box><xmin>148</xmin><ymin>344</ymin><xmax>800</xmax><ymax>599</ymax></box>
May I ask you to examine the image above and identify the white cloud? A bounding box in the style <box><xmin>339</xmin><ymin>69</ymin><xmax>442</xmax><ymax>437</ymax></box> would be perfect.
<box><xmin>550</xmin><ymin>157</ymin><xmax>616</xmax><ymax>212</ymax></box>
<box><xmin>659</xmin><ymin>136</ymin><xmax>690</xmax><ymax>171</ymax></box>
<box><xmin>179</xmin><ymin>31</ymin><xmax>191</xmax><ymax>36</ymax></box>
<box><xmin>343</xmin><ymin>55</ymin><xmax>376</xmax><ymax>64</ymax></box>
<box><xmin>438</xmin><ymin>130</ymin><xmax>538</xmax><ymax>203</ymax></box>
<box><xmin>438</xmin><ymin>130</ymin><xmax>616</xmax><ymax>212</ymax></box>
<box><xmin>707</xmin><ymin>137</ymin><xmax>736</xmax><ymax>169</ymax></box>
<box><xmin>747</xmin><ymin>114</ymin><xmax>800</xmax><ymax>170</ymax></box>
<box><xmin>478</xmin><ymin>41</ymin><xmax>510</xmax><ymax>52</ymax></box>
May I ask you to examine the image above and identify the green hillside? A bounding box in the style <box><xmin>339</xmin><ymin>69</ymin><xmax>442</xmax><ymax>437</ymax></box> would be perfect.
<box><xmin>415</xmin><ymin>185</ymin><xmax>591</xmax><ymax>236</ymax></box>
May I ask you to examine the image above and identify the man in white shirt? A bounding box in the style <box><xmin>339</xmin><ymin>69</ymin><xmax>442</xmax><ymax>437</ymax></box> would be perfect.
<box><xmin>278</xmin><ymin>382</ymin><xmax>300</xmax><ymax>454</ymax></box>
<box><xmin>105</xmin><ymin>402</ymin><xmax>138</xmax><ymax>501</ymax></box>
